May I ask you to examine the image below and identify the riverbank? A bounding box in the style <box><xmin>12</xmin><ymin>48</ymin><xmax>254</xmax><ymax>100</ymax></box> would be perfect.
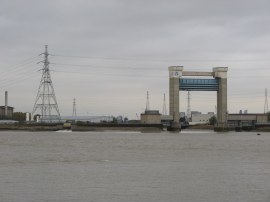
<box><xmin>1</xmin><ymin>123</ymin><xmax>270</xmax><ymax>132</ymax></box>
<box><xmin>185</xmin><ymin>124</ymin><xmax>270</xmax><ymax>132</ymax></box>
<box><xmin>0</xmin><ymin>124</ymin><xmax>63</xmax><ymax>131</ymax></box>
<box><xmin>0</xmin><ymin>123</ymin><xmax>163</xmax><ymax>132</ymax></box>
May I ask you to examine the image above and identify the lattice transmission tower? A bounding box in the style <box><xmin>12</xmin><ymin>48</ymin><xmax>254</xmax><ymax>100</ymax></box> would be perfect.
<box><xmin>32</xmin><ymin>45</ymin><xmax>61</xmax><ymax>122</ymax></box>
<box><xmin>72</xmin><ymin>98</ymin><xmax>77</xmax><ymax>117</ymax></box>
<box><xmin>264</xmin><ymin>88</ymin><xmax>268</xmax><ymax>113</ymax></box>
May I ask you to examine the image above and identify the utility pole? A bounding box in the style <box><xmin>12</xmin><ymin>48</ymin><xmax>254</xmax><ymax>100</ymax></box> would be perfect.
<box><xmin>32</xmin><ymin>45</ymin><xmax>61</xmax><ymax>122</ymax></box>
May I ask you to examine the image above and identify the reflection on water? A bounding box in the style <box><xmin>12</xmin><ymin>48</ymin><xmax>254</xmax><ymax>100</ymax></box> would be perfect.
<box><xmin>0</xmin><ymin>131</ymin><xmax>270</xmax><ymax>202</ymax></box>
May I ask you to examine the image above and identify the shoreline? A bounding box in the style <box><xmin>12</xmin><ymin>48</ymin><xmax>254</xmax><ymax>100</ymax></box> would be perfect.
<box><xmin>0</xmin><ymin>123</ymin><xmax>163</xmax><ymax>132</ymax></box>
<box><xmin>0</xmin><ymin>123</ymin><xmax>270</xmax><ymax>132</ymax></box>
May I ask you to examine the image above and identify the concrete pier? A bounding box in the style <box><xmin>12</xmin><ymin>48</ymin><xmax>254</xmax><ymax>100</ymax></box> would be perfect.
<box><xmin>168</xmin><ymin>66</ymin><xmax>183</xmax><ymax>131</ymax></box>
<box><xmin>213</xmin><ymin>67</ymin><xmax>228</xmax><ymax>127</ymax></box>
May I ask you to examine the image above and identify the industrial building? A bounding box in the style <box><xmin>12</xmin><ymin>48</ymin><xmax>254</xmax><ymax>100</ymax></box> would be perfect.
<box><xmin>191</xmin><ymin>114</ymin><xmax>213</xmax><ymax>124</ymax></box>
<box><xmin>227</xmin><ymin>114</ymin><xmax>268</xmax><ymax>128</ymax></box>
<box><xmin>0</xmin><ymin>91</ymin><xmax>13</xmax><ymax>119</ymax></box>
<box><xmin>61</xmin><ymin>116</ymin><xmax>114</xmax><ymax>123</ymax></box>
<box><xmin>141</xmin><ymin>110</ymin><xmax>161</xmax><ymax>124</ymax></box>
<box><xmin>0</xmin><ymin>106</ymin><xmax>14</xmax><ymax>118</ymax></box>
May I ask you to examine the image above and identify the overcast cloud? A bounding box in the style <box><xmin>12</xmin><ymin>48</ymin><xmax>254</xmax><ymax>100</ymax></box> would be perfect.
<box><xmin>1</xmin><ymin>0</ymin><xmax>270</xmax><ymax>118</ymax></box>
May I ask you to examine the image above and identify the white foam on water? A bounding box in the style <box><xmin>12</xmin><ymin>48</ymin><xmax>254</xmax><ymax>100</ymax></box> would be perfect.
<box><xmin>55</xmin><ymin>130</ymin><xmax>72</xmax><ymax>132</ymax></box>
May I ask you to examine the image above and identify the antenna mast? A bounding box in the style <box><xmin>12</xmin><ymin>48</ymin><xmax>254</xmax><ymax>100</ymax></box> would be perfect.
<box><xmin>32</xmin><ymin>45</ymin><xmax>61</xmax><ymax>122</ymax></box>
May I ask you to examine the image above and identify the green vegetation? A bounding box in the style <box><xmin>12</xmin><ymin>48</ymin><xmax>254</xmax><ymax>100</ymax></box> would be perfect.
<box><xmin>209</xmin><ymin>115</ymin><xmax>217</xmax><ymax>125</ymax></box>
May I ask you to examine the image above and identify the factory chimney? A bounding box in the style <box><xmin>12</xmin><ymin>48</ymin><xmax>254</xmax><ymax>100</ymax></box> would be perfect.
<box><xmin>5</xmin><ymin>91</ymin><xmax>8</xmax><ymax>117</ymax></box>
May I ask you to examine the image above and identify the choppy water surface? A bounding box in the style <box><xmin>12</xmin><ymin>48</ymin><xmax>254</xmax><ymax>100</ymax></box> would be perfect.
<box><xmin>0</xmin><ymin>130</ymin><xmax>270</xmax><ymax>202</ymax></box>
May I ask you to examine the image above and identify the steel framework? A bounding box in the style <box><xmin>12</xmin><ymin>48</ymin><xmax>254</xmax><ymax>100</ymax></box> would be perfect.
<box><xmin>180</xmin><ymin>78</ymin><xmax>219</xmax><ymax>91</ymax></box>
<box><xmin>32</xmin><ymin>45</ymin><xmax>61</xmax><ymax>122</ymax></box>
<box><xmin>72</xmin><ymin>98</ymin><xmax>77</xmax><ymax>117</ymax></box>
<box><xmin>264</xmin><ymin>88</ymin><xmax>268</xmax><ymax>113</ymax></box>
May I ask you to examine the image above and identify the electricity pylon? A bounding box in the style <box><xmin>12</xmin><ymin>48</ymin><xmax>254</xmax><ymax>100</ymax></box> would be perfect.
<box><xmin>264</xmin><ymin>88</ymin><xmax>269</xmax><ymax>113</ymax></box>
<box><xmin>32</xmin><ymin>45</ymin><xmax>61</xmax><ymax>122</ymax></box>
<box><xmin>72</xmin><ymin>98</ymin><xmax>77</xmax><ymax>117</ymax></box>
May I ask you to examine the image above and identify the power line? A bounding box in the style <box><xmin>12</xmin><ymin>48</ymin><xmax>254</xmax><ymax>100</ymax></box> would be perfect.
<box><xmin>50</xmin><ymin>62</ymin><xmax>141</xmax><ymax>70</ymax></box>
<box><xmin>51</xmin><ymin>70</ymin><xmax>165</xmax><ymax>78</ymax></box>
<box><xmin>50</xmin><ymin>63</ymin><xmax>270</xmax><ymax>76</ymax></box>
<box><xmin>0</xmin><ymin>58</ymin><xmax>41</xmax><ymax>76</ymax></box>
<box><xmin>52</xmin><ymin>54</ymin><xmax>183</xmax><ymax>62</ymax></box>
<box><xmin>0</xmin><ymin>65</ymin><xmax>39</xmax><ymax>85</ymax></box>
<box><xmin>0</xmin><ymin>57</ymin><xmax>41</xmax><ymax>87</ymax></box>
<box><xmin>0</xmin><ymin>72</ymin><xmax>37</xmax><ymax>87</ymax></box>
<box><xmin>0</xmin><ymin>72</ymin><xmax>39</xmax><ymax>88</ymax></box>
<box><xmin>0</xmin><ymin>55</ymin><xmax>41</xmax><ymax>69</ymax></box>
<box><xmin>51</xmin><ymin>54</ymin><xmax>270</xmax><ymax>63</ymax></box>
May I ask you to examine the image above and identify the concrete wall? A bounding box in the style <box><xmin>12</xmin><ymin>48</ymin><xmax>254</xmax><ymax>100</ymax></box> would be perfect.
<box><xmin>257</xmin><ymin>114</ymin><xmax>268</xmax><ymax>123</ymax></box>
<box><xmin>228</xmin><ymin>114</ymin><xmax>268</xmax><ymax>123</ymax></box>
<box><xmin>213</xmin><ymin>67</ymin><xmax>228</xmax><ymax>127</ymax></box>
<box><xmin>141</xmin><ymin>114</ymin><xmax>161</xmax><ymax>124</ymax></box>
<box><xmin>192</xmin><ymin>114</ymin><xmax>213</xmax><ymax>123</ymax></box>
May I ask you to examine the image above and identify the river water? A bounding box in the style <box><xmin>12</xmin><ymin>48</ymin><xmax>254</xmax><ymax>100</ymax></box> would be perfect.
<box><xmin>0</xmin><ymin>130</ymin><xmax>269</xmax><ymax>202</ymax></box>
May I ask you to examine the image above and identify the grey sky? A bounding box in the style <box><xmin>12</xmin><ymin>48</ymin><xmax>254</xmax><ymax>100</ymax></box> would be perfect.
<box><xmin>1</xmin><ymin>0</ymin><xmax>270</xmax><ymax>118</ymax></box>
